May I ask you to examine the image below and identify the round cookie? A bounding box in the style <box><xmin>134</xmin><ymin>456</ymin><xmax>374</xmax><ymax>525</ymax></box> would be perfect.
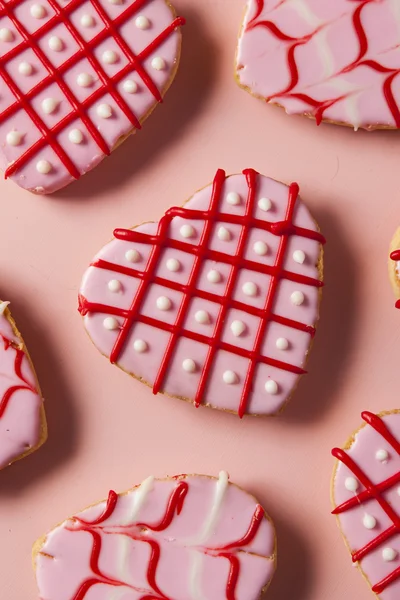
<box><xmin>389</xmin><ymin>228</ymin><xmax>400</xmax><ymax>307</ymax></box>
<box><xmin>0</xmin><ymin>300</ymin><xmax>47</xmax><ymax>469</ymax></box>
<box><xmin>79</xmin><ymin>168</ymin><xmax>325</xmax><ymax>417</ymax></box>
<box><xmin>0</xmin><ymin>0</ymin><xmax>185</xmax><ymax>193</ymax></box>
<box><xmin>33</xmin><ymin>472</ymin><xmax>276</xmax><ymax>600</ymax></box>
<box><xmin>236</xmin><ymin>0</ymin><xmax>400</xmax><ymax>130</ymax></box>
<box><xmin>331</xmin><ymin>410</ymin><xmax>400</xmax><ymax>599</ymax></box>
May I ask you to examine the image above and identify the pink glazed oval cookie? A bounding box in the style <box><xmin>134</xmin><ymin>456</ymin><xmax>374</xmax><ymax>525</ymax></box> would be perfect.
<box><xmin>0</xmin><ymin>0</ymin><xmax>184</xmax><ymax>194</ymax></box>
<box><xmin>78</xmin><ymin>168</ymin><xmax>325</xmax><ymax>417</ymax></box>
<box><xmin>0</xmin><ymin>300</ymin><xmax>46</xmax><ymax>469</ymax></box>
<box><xmin>33</xmin><ymin>472</ymin><xmax>277</xmax><ymax>600</ymax></box>
<box><xmin>332</xmin><ymin>411</ymin><xmax>400</xmax><ymax>599</ymax></box>
<box><xmin>236</xmin><ymin>0</ymin><xmax>400</xmax><ymax>130</ymax></box>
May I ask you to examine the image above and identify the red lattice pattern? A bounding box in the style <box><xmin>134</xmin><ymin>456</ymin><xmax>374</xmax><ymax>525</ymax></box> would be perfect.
<box><xmin>332</xmin><ymin>412</ymin><xmax>400</xmax><ymax>594</ymax></box>
<box><xmin>79</xmin><ymin>169</ymin><xmax>325</xmax><ymax>417</ymax></box>
<box><xmin>0</xmin><ymin>0</ymin><xmax>184</xmax><ymax>178</ymax></box>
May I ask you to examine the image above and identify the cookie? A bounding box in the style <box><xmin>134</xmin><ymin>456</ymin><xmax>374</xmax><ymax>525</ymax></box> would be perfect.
<box><xmin>79</xmin><ymin>168</ymin><xmax>325</xmax><ymax>417</ymax></box>
<box><xmin>331</xmin><ymin>410</ymin><xmax>400</xmax><ymax>599</ymax></box>
<box><xmin>33</xmin><ymin>472</ymin><xmax>276</xmax><ymax>600</ymax></box>
<box><xmin>0</xmin><ymin>300</ymin><xmax>47</xmax><ymax>469</ymax></box>
<box><xmin>236</xmin><ymin>1</ymin><xmax>400</xmax><ymax>130</ymax></box>
<box><xmin>389</xmin><ymin>228</ymin><xmax>400</xmax><ymax>307</ymax></box>
<box><xmin>0</xmin><ymin>0</ymin><xmax>184</xmax><ymax>194</ymax></box>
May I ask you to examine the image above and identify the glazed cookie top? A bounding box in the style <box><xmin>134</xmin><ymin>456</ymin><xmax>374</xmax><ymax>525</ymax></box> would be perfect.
<box><xmin>332</xmin><ymin>411</ymin><xmax>400</xmax><ymax>599</ymax></box>
<box><xmin>0</xmin><ymin>0</ymin><xmax>184</xmax><ymax>193</ymax></box>
<box><xmin>35</xmin><ymin>472</ymin><xmax>276</xmax><ymax>600</ymax></box>
<box><xmin>79</xmin><ymin>169</ymin><xmax>325</xmax><ymax>417</ymax></box>
<box><xmin>0</xmin><ymin>301</ymin><xmax>43</xmax><ymax>469</ymax></box>
<box><xmin>237</xmin><ymin>0</ymin><xmax>400</xmax><ymax>130</ymax></box>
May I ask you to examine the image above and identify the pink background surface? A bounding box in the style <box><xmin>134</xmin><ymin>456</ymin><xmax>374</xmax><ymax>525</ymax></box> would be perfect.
<box><xmin>0</xmin><ymin>1</ymin><xmax>399</xmax><ymax>598</ymax></box>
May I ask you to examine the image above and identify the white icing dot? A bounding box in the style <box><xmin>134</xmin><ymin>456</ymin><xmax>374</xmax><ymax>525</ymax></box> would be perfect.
<box><xmin>195</xmin><ymin>310</ymin><xmax>210</xmax><ymax>324</ymax></box>
<box><xmin>207</xmin><ymin>270</ymin><xmax>221</xmax><ymax>284</ymax></box>
<box><xmin>258</xmin><ymin>197</ymin><xmax>272</xmax><ymax>212</ymax></box>
<box><xmin>108</xmin><ymin>279</ymin><xmax>121</xmax><ymax>293</ymax></box>
<box><xmin>231</xmin><ymin>320</ymin><xmax>245</xmax><ymax>337</ymax></box>
<box><xmin>151</xmin><ymin>56</ymin><xmax>165</xmax><ymax>70</ymax></box>
<box><xmin>125</xmin><ymin>249</ymin><xmax>140</xmax><ymax>263</ymax></box>
<box><xmin>383</xmin><ymin>548</ymin><xmax>398</xmax><ymax>562</ymax></box>
<box><xmin>36</xmin><ymin>159</ymin><xmax>52</xmax><ymax>174</ymax></box>
<box><xmin>276</xmin><ymin>337</ymin><xmax>289</xmax><ymax>350</ymax></box>
<box><xmin>293</xmin><ymin>250</ymin><xmax>306</xmax><ymax>264</ymax></box>
<box><xmin>363</xmin><ymin>514</ymin><xmax>377</xmax><ymax>530</ymax></box>
<box><xmin>166</xmin><ymin>258</ymin><xmax>180</xmax><ymax>272</ymax></box>
<box><xmin>0</xmin><ymin>28</ymin><xmax>13</xmax><ymax>42</ymax></box>
<box><xmin>48</xmin><ymin>35</ymin><xmax>63</xmax><ymax>51</ymax></box>
<box><xmin>133</xmin><ymin>339</ymin><xmax>147</xmax><ymax>353</ymax></box>
<box><xmin>217</xmin><ymin>226</ymin><xmax>231</xmax><ymax>241</ymax></box>
<box><xmin>103</xmin><ymin>316</ymin><xmax>119</xmax><ymax>330</ymax></box>
<box><xmin>223</xmin><ymin>370</ymin><xmax>238</xmax><ymax>385</ymax></box>
<box><xmin>68</xmin><ymin>128</ymin><xmax>83</xmax><ymax>144</ymax></box>
<box><xmin>30</xmin><ymin>3</ymin><xmax>46</xmax><ymax>18</ymax></box>
<box><xmin>376</xmin><ymin>449</ymin><xmax>389</xmax><ymax>462</ymax></box>
<box><xmin>254</xmin><ymin>241</ymin><xmax>268</xmax><ymax>256</ymax></box>
<box><xmin>242</xmin><ymin>282</ymin><xmax>258</xmax><ymax>297</ymax></box>
<box><xmin>182</xmin><ymin>358</ymin><xmax>196</xmax><ymax>373</ymax></box>
<box><xmin>291</xmin><ymin>291</ymin><xmax>305</xmax><ymax>306</ymax></box>
<box><xmin>123</xmin><ymin>79</ymin><xmax>138</xmax><ymax>93</ymax></box>
<box><xmin>265</xmin><ymin>380</ymin><xmax>278</xmax><ymax>394</ymax></box>
<box><xmin>345</xmin><ymin>477</ymin><xmax>359</xmax><ymax>492</ymax></box>
<box><xmin>135</xmin><ymin>15</ymin><xmax>150</xmax><ymax>29</ymax></box>
<box><xmin>77</xmin><ymin>72</ymin><xmax>93</xmax><ymax>87</ymax></box>
<box><xmin>102</xmin><ymin>49</ymin><xmax>118</xmax><ymax>64</ymax></box>
<box><xmin>6</xmin><ymin>130</ymin><xmax>22</xmax><ymax>146</ymax></box>
<box><xmin>180</xmin><ymin>224</ymin><xmax>195</xmax><ymax>238</ymax></box>
<box><xmin>97</xmin><ymin>103</ymin><xmax>112</xmax><ymax>118</ymax></box>
<box><xmin>18</xmin><ymin>61</ymin><xmax>33</xmax><ymax>75</ymax></box>
<box><xmin>41</xmin><ymin>97</ymin><xmax>58</xmax><ymax>114</ymax></box>
<box><xmin>81</xmin><ymin>14</ymin><xmax>95</xmax><ymax>27</ymax></box>
<box><xmin>226</xmin><ymin>192</ymin><xmax>241</xmax><ymax>206</ymax></box>
<box><xmin>156</xmin><ymin>296</ymin><xmax>171</xmax><ymax>311</ymax></box>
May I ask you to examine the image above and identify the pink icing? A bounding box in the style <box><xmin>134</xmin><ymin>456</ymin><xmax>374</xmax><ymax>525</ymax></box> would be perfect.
<box><xmin>0</xmin><ymin>304</ymin><xmax>43</xmax><ymax>469</ymax></box>
<box><xmin>236</xmin><ymin>0</ymin><xmax>400</xmax><ymax>130</ymax></box>
<box><xmin>35</xmin><ymin>472</ymin><xmax>276</xmax><ymax>600</ymax></box>
<box><xmin>79</xmin><ymin>169</ymin><xmax>324</xmax><ymax>417</ymax></box>
<box><xmin>332</xmin><ymin>411</ymin><xmax>400</xmax><ymax>599</ymax></box>
<box><xmin>0</xmin><ymin>0</ymin><xmax>184</xmax><ymax>193</ymax></box>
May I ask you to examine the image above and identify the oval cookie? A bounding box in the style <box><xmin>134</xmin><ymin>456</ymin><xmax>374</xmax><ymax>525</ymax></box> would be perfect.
<box><xmin>34</xmin><ymin>472</ymin><xmax>277</xmax><ymax>600</ymax></box>
<box><xmin>332</xmin><ymin>411</ymin><xmax>400</xmax><ymax>599</ymax></box>
<box><xmin>236</xmin><ymin>0</ymin><xmax>400</xmax><ymax>130</ymax></box>
<box><xmin>0</xmin><ymin>0</ymin><xmax>184</xmax><ymax>193</ymax></box>
<box><xmin>0</xmin><ymin>300</ymin><xmax>46</xmax><ymax>469</ymax></box>
<box><xmin>79</xmin><ymin>168</ymin><xmax>325</xmax><ymax>417</ymax></box>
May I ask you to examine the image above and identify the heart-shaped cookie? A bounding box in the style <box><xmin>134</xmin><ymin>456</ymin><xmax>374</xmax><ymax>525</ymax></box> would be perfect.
<box><xmin>332</xmin><ymin>411</ymin><xmax>400</xmax><ymax>599</ymax></box>
<box><xmin>0</xmin><ymin>0</ymin><xmax>184</xmax><ymax>194</ymax></box>
<box><xmin>79</xmin><ymin>168</ymin><xmax>325</xmax><ymax>417</ymax></box>
<box><xmin>0</xmin><ymin>300</ymin><xmax>46</xmax><ymax>469</ymax></box>
<box><xmin>33</xmin><ymin>471</ymin><xmax>276</xmax><ymax>600</ymax></box>
<box><xmin>389</xmin><ymin>229</ymin><xmax>400</xmax><ymax>307</ymax></box>
<box><xmin>236</xmin><ymin>0</ymin><xmax>400</xmax><ymax>130</ymax></box>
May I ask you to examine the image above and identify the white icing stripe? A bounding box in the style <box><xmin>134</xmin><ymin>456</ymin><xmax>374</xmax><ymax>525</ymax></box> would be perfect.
<box><xmin>195</xmin><ymin>471</ymin><xmax>229</xmax><ymax>544</ymax></box>
<box><xmin>0</xmin><ymin>301</ymin><xmax>10</xmax><ymax>315</ymax></box>
<box><xmin>116</xmin><ymin>534</ymin><xmax>131</xmax><ymax>584</ymax></box>
<box><xmin>121</xmin><ymin>475</ymin><xmax>154</xmax><ymax>525</ymax></box>
<box><xmin>288</xmin><ymin>0</ymin><xmax>321</xmax><ymax>27</ymax></box>
<box><xmin>390</xmin><ymin>0</ymin><xmax>400</xmax><ymax>40</ymax></box>
<box><xmin>314</xmin><ymin>28</ymin><xmax>335</xmax><ymax>78</ymax></box>
<box><xmin>189</xmin><ymin>551</ymin><xmax>205</xmax><ymax>600</ymax></box>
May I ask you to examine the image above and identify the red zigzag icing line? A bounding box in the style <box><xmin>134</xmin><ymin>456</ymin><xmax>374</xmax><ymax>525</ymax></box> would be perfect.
<box><xmin>0</xmin><ymin>0</ymin><xmax>185</xmax><ymax>178</ymax></box>
<box><xmin>0</xmin><ymin>335</ymin><xmax>36</xmax><ymax>419</ymax></box>
<box><xmin>332</xmin><ymin>412</ymin><xmax>400</xmax><ymax>594</ymax></box>
<box><xmin>78</xmin><ymin>168</ymin><xmax>325</xmax><ymax>417</ymax></box>
<box><xmin>246</xmin><ymin>0</ymin><xmax>400</xmax><ymax>127</ymax></box>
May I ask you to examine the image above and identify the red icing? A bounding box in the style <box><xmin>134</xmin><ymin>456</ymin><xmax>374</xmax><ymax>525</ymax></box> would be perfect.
<box><xmin>0</xmin><ymin>0</ymin><xmax>185</xmax><ymax>179</ymax></box>
<box><xmin>390</xmin><ymin>249</ymin><xmax>400</xmax><ymax>308</ymax></box>
<box><xmin>67</xmin><ymin>479</ymin><xmax>265</xmax><ymax>600</ymax></box>
<box><xmin>79</xmin><ymin>168</ymin><xmax>325</xmax><ymax>418</ymax></box>
<box><xmin>247</xmin><ymin>0</ymin><xmax>400</xmax><ymax>127</ymax></box>
<box><xmin>332</xmin><ymin>411</ymin><xmax>400</xmax><ymax>594</ymax></box>
<box><xmin>0</xmin><ymin>334</ymin><xmax>36</xmax><ymax>419</ymax></box>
